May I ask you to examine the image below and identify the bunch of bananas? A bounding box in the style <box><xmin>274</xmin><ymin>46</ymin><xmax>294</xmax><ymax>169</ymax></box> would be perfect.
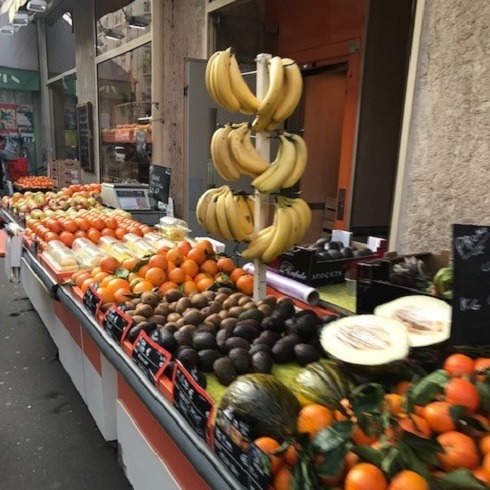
<box><xmin>210</xmin><ymin>123</ymin><xmax>270</xmax><ymax>180</ymax></box>
<box><xmin>196</xmin><ymin>186</ymin><xmax>255</xmax><ymax>243</ymax></box>
<box><xmin>242</xmin><ymin>196</ymin><xmax>311</xmax><ymax>262</ymax></box>
<box><xmin>205</xmin><ymin>48</ymin><xmax>302</xmax><ymax>132</ymax></box>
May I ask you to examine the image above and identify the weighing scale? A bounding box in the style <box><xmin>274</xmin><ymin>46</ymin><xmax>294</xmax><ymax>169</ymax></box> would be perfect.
<box><xmin>100</xmin><ymin>183</ymin><xmax>163</xmax><ymax>225</ymax></box>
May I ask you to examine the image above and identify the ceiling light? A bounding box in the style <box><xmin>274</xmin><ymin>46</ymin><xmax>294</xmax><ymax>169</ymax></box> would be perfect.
<box><xmin>62</xmin><ymin>12</ymin><xmax>72</xmax><ymax>26</ymax></box>
<box><xmin>27</xmin><ymin>0</ymin><xmax>47</xmax><ymax>12</ymax></box>
<box><xmin>104</xmin><ymin>27</ymin><xmax>125</xmax><ymax>40</ymax></box>
<box><xmin>0</xmin><ymin>25</ymin><xmax>17</xmax><ymax>35</ymax></box>
<box><xmin>12</xmin><ymin>12</ymin><xmax>29</xmax><ymax>27</ymax></box>
<box><xmin>128</xmin><ymin>15</ymin><xmax>149</xmax><ymax>29</ymax></box>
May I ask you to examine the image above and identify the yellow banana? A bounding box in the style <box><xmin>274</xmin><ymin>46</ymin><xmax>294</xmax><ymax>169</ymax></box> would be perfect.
<box><xmin>253</xmin><ymin>135</ymin><xmax>296</xmax><ymax>193</ymax></box>
<box><xmin>241</xmin><ymin>226</ymin><xmax>276</xmax><ymax>260</ymax></box>
<box><xmin>205</xmin><ymin>187</ymin><xmax>228</xmax><ymax>238</ymax></box>
<box><xmin>283</xmin><ymin>202</ymin><xmax>303</xmax><ymax>248</ymax></box>
<box><xmin>224</xmin><ymin>191</ymin><xmax>253</xmax><ymax>242</ymax></box>
<box><xmin>235</xmin><ymin>195</ymin><xmax>255</xmax><ymax>236</ymax></box>
<box><xmin>245</xmin><ymin>194</ymin><xmax>255</xmax><ymax>219</ymax></box>
<box><xmin>213</xmin><ymin>49</ymin><xmax>241</xmax><ymax>113</ymax></box>
<box><xmin>214</xmin><ymin>188</ymin><xmax>235</xmax><ymax>241</ymax></box>
<box><xmin>196</xmin><ymin>186</ymin><xmax>225</xmax><ymax>229</ymax></box>
<box><xmin>281</xmin><ymin>132</ymin><xmax>307</xmax><ymax>189</ymax></box>
<box><xmin>251</xmin><ymin>138</ymin><xmax>283</xmax><ymax>190</ymax></box>
<box><xmin>272</xmin><ymin>59</ymin><xmax>303</xmax><ymax>123</ymax></box>
<box><xmin>211</xmin><ymin>125</ymin><xmax>241</xmax><ymax>181</ymax></box>
<box><xmin>228</xmin><ymin>123</ymin><xmax>270</xmax><ymax>176</ymax></box>
<box><xmin>262</xmin><ymin>205</ymin><xmax>293</xmax><ymax>263</ymax></box>
<box><xmin>229</xmin><ymin>52</ymin><xmax>259</xmax><ymax>115</ymax></box>
<box><xmin>205</xmin><ymin>51</ymin><xmax>221</xmax><ymax>106</ymax></box>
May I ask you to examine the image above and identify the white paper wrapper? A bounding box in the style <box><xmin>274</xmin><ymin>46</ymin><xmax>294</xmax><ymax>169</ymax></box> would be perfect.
<box><xmin>244</xmin><ymin>263</ymin><xmax>319</xmax><ymax>305</ymax></box>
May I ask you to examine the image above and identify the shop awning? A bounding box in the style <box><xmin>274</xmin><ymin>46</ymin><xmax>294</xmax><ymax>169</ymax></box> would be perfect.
<box><xmin>0</xmin><ymin>67</ymin><xmax>40</xmax><ymax>91</ymax></box>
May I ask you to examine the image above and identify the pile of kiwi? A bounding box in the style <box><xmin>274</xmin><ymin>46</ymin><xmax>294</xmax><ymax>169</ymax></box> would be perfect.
<box><xmin>118</xmin><ymin>288</ymin><xmax>336</xmax><ymax>387</ymax></box>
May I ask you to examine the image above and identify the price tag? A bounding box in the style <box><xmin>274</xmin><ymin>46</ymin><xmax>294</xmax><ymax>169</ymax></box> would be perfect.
<box><xmin>172</xmin><ymin>362</ymin><xmax>215</xmax><ymax>443</ymax></box>
<box><xmin>213</xmin><ymin>409</ymin><xmax>251</xmax><ymax>484</ymax></box>
<box><xmin>83</xmin><ymin>285</ymin><xmax>102</xmax><ymax>316</ymax></box>
<box><xmin>248</xmin><ymin>443</ymin><xmax>272</xmax><ymax>490</ymax></box>
<box><xmin>132</xmin><ymin>331</ymin><xmax>170</xmax><ymax>385</ymax></box>
<box><xmin>102</xmin><ymin>306</ymin><xmax>133</xmax><ymax>344</ymax></box>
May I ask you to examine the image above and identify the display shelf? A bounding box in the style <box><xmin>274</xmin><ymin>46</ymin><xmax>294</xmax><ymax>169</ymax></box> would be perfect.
<box><xmin>20</xmin><ymin>247</ymin><xmax>242</xmax><ymax>490</ymax></box>
<box><xmin>101</xmin><ymin>133</ymin><xmax>152</xmax><ymax>145</ymax></box>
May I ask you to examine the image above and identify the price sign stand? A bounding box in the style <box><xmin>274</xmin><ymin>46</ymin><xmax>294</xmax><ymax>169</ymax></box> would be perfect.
<box><xmin>132</xmin><ymin>331</ymin><xmax>171</xmax><ymax>385</ymax></box>
<box><xmin>172</xmin><ymin>362</ymin><xmax>215</xmax><ymax>445</ymax></box>
<box><xmin>102</xmin><ymin>305</ymin><xmax>134</xmax><ymax>344</ymax></box>
<box><xmin>83</xmin><ymin>285</ymin><xmax>102</xmax><ymax>317</ymax></box>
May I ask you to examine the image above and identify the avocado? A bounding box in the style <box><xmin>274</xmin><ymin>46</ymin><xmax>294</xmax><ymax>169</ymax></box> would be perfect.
<box><xmin>253</xmin><ymin>330</ymin><xmax>280</xmax><ymax>347</ymax></box>
<box><xmin>213</xmin><ymin>357</ymin><xmax>237</xmax><ymax>386</ymax></box>
<box><xmin>127</xmin><ymin>322</ymin><xmax>156</xmax><ymax>342</ymax></box>
<box><xmin>224</xmin><ymin>337</ymin><xmax>250</xmax><ymax>353</ymax></box>
<box><xmin>193</xmin><ymin>332</ymin><xmax>217</xmax><ymax>351</ymax></box>
<box><xmin>249</xmin><ymin>344</ymin><xmax>273</xmax><ymax>356</ymax></box>
<box><xmin>233</xmin><ymin>324</ymin><xmax>261</xmax><ymax>342</ymax></box>
<box><xmin>198</xmin><ymin>349</ymin><xmax>222</xmax><ymax>372</ymax></box>
<box><xmin>272</xmin><ymin>340</ymin><xmax>296</xmax><ymax>363</ymax></box>
<box><xmin>271</xmin><ymin>302</ymin><xmax>296</xmax><ymax>321</ymax></box>
<box><xmin>251</xmin><ymin>352</ymin><xmax>274</xmax><ymax>374</ymax></box>
<box><xmin>294</xmin><ymin>315</ymin><xmax>321</xmax><ymax>339</ymax></box>
<box><xmin>261</xmin><ymin>317</ymin><xmax>285</xmax><ymax>333</ymax></box>
<box><xmin>238</xmin><ymin>309</ymin><xmax>264</xmax><ymax>322</ymax></box>
<box><xmin>340</xmin><ymin>247</ymin><xmax>354</xmax><ymax>258</ymax></box>
<box><xmin>326</xmin><ymin>241</ymin><xmax>342</xmax><ymax>251</ymax></box>
<box><xmin>328</xmin><ymin>250</ymin><xmax>343</xmax><ymax>260</ymax></box>
<box><xmin>156</xmin><ymin>329</ymin><xmax>179</xmax><ymax>354</ymax></box>
<box><xmin>228</xmin><ymin>348</ymin><xmax>252</xmax><ymax>374</ymax></box>
<box><xmin>162</xmin><ymin>322</ymin><xmax>179</xmax><ymax>334</ymax></box>
<box><xmin>174</xmin><ymin>330</ymin><xmax>193</xmax><ymax>347</ymax></box>
<box><xmin>175</xmin><ymin>347</ymin><xmax>199</xmax><ymax>370</ymax></box>
<box><xmin>294</xmin><ymin>344</ymin><xmax>321</xmax><ymax>366</ymax></box>
<box><xmin>197</xmin><ymin>371</ymin><xmax>207</xmax><ymax>390</ymax></box>
<box><xmin>216</xmin><ymin>329</ymin><xmax>232</xmax><ymax>353</ymax></box>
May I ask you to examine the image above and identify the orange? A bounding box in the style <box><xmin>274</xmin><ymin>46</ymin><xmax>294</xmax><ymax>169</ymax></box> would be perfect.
<box><xmin>445</xmin><ymin>378</ymin><xmax>480</xmax><ymax>414</ymax></box>
<box><xmin>148</xmin><ymin>254</ymin><xmax>168</xmax><ymax>270</ymax></box>
<box><xmin>297</xmin><ymin>404</ymin><xmax>333</xmax><ymax>438</ymax></box>
<box><xmin>96</xmin><ymin>287</ymin><xmax>115</xmax><ymax>305</ymax></box>
<box><xmin>155</xmin><ymin>245</ymin><xmax>170</xmax><ymax>256</ymax></box>
<box><xmin>145</xmin><ymin>267</ymin><xmax>167</xmax><ymax>287</ymax></box>
<box><xmin>106</xmin><ymin>278</ymin><xmax>130</xmax><ymax>294</ymax></box>
<box><xmin>59</xmin><ymin>231</ymin><xmax>75</xmax><ymax>247</ymax></box>
<box><xmin>423</xmin><ymin>401</ymin><xmax>455</xmax><ymax>433</ymax></box>
<box><xmin>101</xmin><ymin>228</ymin><xmax>116</xmax><ymax>238</ymax></box>
<box><xmin>100</xmin><ymin>275</ymin><xmax>115</xmax><ymax>288</ymax></box>
<box><xmin>187</xmin><ymin>247</ymin><xmax>207</xmax><ymax>264</ymax></box>
<box><xmin>197</xmin><ymin>277</ymin><xmax>214</xmax><ymax>292</ymax></box>
<box><xmin>114</xmin><ymin>287</ymin><xmax>132</xmax><ymax>304</ymax></box>
<box><xmin>75</xmin><ymin>218</ymin><xmax>90</xmax><ymax>231</ymax></box>
<box><xmin>352</xmin><ymin>423</ymin><xmax>379</xmax><ymax>446</ymax></box>
<box><xmin>194</xmin><ymin>272</ymin><xmax>212</xmax><ymax>284</ymax></box>
<box><xmin>254</xmin><ymin>437</ymin><xmax>283</xmax><ymax>475</ymax></box>
<box><xmin>87</xmin><ymin>229</ymin><xmax>101</xmax><ymax>244</ymax></box>
<box><xmin>115</xmin><ymin>227</ymin><xmax>128</xmax><ymax>240</ymax></box>
<box><xmin>200</xmin><ymin>259</ymin><xmax>219</xmax><ymax>277</ymax></box>
<box><xmin>182</xmin><ymin>281</ymin><xmax>199</xmax><ymax>295</ymax></box>
<box><xmin>104</xmin><ymin>217</ymin><xmax>118</xmax><ymax>229</ymax></box>
<box><xmin>159</xmin><ymin>281</ymin><xmax>178</xmax><ymax>295</ymax></box>
<box><xmin>129</xmin><ymin>226</ymin><xmax>143</xmax><ymax>237</ymax></box>
<box><xmin>81</xmin><ymin>277</ymin><xmax>98</xmax><ymax>294</ymax></box>
<box><xmin>91</xmin><ymin>218</ymin><xmax>105</xmax><ymax>231</ymax></box>
<box><xmin>217</xmin><ymin>257</ymin><xmax>236</xmax><ymax>273</ymax></box>
<box><xmin>70</xmin><ymin>270</ymin><xmax>86</xmax><ymax>283</ymax></box>
<box><xmin>443</xmin><ymin>354</ymin><xmax>474</xmax><ymax>377</ymax></box>
<box><xmin>194</xmin><ymin>239</ymin><xmax>213</xmax><ymax>254</ymax></box>
<box><xmin>283</xmin><ymin>444</ymin><xmax>299</xmax><ymax>467</ymax></box>
<box><xmin>383</xmin><ymin>394</ymin><xmax>404</xmax><ymax>416</ymax></box>
<box><xmin>91</xmin><ymin>267</ymin><xmax>102</xmax><ymax>277</ymax></box>
<box><xmin>100</xmin><ymin>257</ymin><xmax>121</xmax><ymax>274</ymax></box>
<box><xmin>92</xmin><ymin>271</ymin><xmax>111</xmax><ymax>284</ymax></box>
<box><xmin>473</xmin><ymin>467</ymin><xmax>489</xmax><ymax>483</ymax></box>
<box><xmin>388</xmin><ymin>470</ymin><xmax>429</xmax><ymax>490</ymax></box>
<box><xmin>129</xmin><ymin>277</ymin><xmax>144</xmax><ymax>288</ymax></box>
<box><xmin>181</xmin><ymin>259</ymin><xmax>199</xmax><ymax>278</ymax></box>
<box><xmin>272</xmin><ymin>466</ymin><xmax>292</xmax><ymax>490</ymax></box>
<box><xmin>168</xmin><ymin>267</ymin><xmax>186</xmax><ymax>285</ymax></box>
<box><xmin>484</xmin><ymin>453</ymin><xmax>490</xmax><ymax>479</ymax></box>
<box><xmin>122</xmin><ymin>257</ymin><xmax>140</xmax><ymax>271</ymax></box>
<box><xmin>474</xmin><ymin>358</ymin><xmax>490</xmax><ymax>382</ymax></box>
<box><xmin>394</xmin><ymin>381</ymin><xmax>412</xmax><ymax>396</ymax></box>
<box><xmin>44</xmin><ymin>232</ymin><xmax>59</xmax><ymax>242</ymax></box>
<box><xmin>140</xmin><ymin>225</ymin><xmax>152</xmax><ymax>236</ymax></box>
<box><xmin>398</xmin><ymin>415</ymin><xmax>431</xmax><ymax>438</ymax></box>
<box><xmin>230</xmin><ymin>267</ymin><xmax>246</xmax><ymax>283</ymax></box>
<box><xmin>436</xmin><ymin>431</ymin><xmax>479</xmax><ymax>471</ymax></box>
<box><xmin>132</xmin><ymin>281</ymin><xmax>154</xmax><ymax>294</ymax></box>
<box><xmin>345</xmin><ymin>463</ymin><xmax>387</xmax><ymax>490</ymax></box>
<box><xmin>74</xmin><ymin>230</ymin><xmax>87</xmax><ymax>240</ymax></box>
<box><xmin>236</xmin><ymin>274</ymin><xmax>254</xmax><ymax>295</ymax></box>
<box><xmin>138</xmin><ymin>264</ymin><xmax>151</xmax><ymax>278</ymax></box>
<box><xmin>166</xmin><ymin>248</ymin><xmax>184</xmax><ymax>266</ymax></box>
<box><xmin>76</xmin><ymin>272</ymin><xmax>92</xmax><ymax>288</ymax></box>
<box><xmin>480</xmin><ymin>434</ymin><xmax>490</xmax><ymax>456</ymax></box>
<box><xmin>63</xmin><ymin>219</ymin><xmax>78</xmax><ymax>233</ymax></box>
<box><xmin>345</xmin><ymin>451</ymin><xmax>359</xmax><ymax>471</ymax></box>
<box><xmin>177</xmin><ymin>240</ymin><xmax>192</xmax><ymax>257</ymax></box>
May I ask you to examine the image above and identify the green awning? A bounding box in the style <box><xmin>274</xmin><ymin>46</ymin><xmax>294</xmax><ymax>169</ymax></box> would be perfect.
<box><xmin>0</xmin><ymin>67</ymin><xmax>40</xmax><ymax>91</ymax></box>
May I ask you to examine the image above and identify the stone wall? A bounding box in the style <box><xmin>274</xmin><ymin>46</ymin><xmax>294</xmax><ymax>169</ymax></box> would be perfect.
<box><xmin>396</xmin><ymin>0</ymin><xmax>490</xmax><ymax>253</ymax></box>
<box><xmin>162</xmin><ymin>0</ymin><xmax>206</xmax><ymax>218</ymax></box>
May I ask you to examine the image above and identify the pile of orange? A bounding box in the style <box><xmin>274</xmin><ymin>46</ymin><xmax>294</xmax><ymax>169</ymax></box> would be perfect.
<box><xmin>70</xmin><ymin>239</ymin><xmax>255</xmax><ymax>303</ymax></box>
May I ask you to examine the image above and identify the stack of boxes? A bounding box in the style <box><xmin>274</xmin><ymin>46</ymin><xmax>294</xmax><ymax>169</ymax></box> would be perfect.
<box><xmin>48</xmin><ymin>160</ymin><xmax>82</xmax><ymax>190</ymax></box>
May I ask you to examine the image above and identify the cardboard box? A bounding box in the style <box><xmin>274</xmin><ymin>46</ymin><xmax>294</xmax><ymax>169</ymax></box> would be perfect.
<box><xmin>49</xmin><ymin>159</ymin><xmax>82</xmax><ymax>190</ymax></box>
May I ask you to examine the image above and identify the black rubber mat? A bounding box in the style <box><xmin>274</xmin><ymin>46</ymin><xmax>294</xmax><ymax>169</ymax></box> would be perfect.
<box><xmin>0</xmin><ymin>263</ymin><xmax>132</xmax><ymax>489</ymax></box>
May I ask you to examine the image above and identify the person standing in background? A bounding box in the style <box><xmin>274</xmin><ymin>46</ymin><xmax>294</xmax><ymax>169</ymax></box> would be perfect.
<box><xmin>0</xmin><ymin>135</ymin><xmax>15</xmax><ymax>196</ymax></box>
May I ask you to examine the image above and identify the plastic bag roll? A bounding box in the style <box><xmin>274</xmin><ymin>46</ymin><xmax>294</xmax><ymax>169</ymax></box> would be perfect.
<box><xmin>244</xmin><ymin>263</ymin><xmax>319</xmax><ymax>305</ymax></box>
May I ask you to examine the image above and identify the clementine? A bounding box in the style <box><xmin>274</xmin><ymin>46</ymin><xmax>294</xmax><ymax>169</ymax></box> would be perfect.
<box><xmin>388</xmin><ymin>470</ymin><xmax>429</xmax><ymax>490</ymax></box>
<box><xmin>443</xmin><ymin>354</ymin><xmax>474</xmax><ymax>377</ymax></box>
<box><xmin>437</xmin><ymin>431</ymin><xmax>479</xmax><ymax>471</ymax></box>
<box><xmin>297</xmin><ymin>404</ymin><xmax>333</xmax><ymax>438</ymax></box>
<box><xmin>254</xmin><ymin>437</ymin><xmax>283</xmax><ymax>475</ymax></box>
<box><xmin>345</xmin><ymin>463</ymin><xmax>387</xmax><ymax>490</ymax></box>
<box><xmin>445</xmin><ymin>378</ymin><xmax>480</xmax><ymax>414</ymax></box>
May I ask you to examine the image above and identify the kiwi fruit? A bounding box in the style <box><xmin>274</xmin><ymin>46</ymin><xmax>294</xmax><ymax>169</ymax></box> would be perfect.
<box><xmin>182</xmin><ymin>309</ymin><xmax>203</xmax><ymax>326</ymax></box>
<box><xmin>175</xmin><ymin>318</ymin><xmax>186</xmax><ymax>328</ymax></box>
<box><xmin>258</xmin><ymin>304</ymin><xmax>273</xmax><ymax>317</ymax></box>
<box><xmin>228</xmin><ymin>306</ymin><xmax>245</xmax><ymax>318</ymax></box>
<box><xmin>193</xmin><ymin>332</ymin><xmax>217</xmax><ymax>351</ymax></box>
<box><xmin>218</xmin><ymin>310</ymin><xmax>229</xmax><ymax>320</ymax></box>
<box><xmin>163</xmin><ymin>322</ymin><xmax>179</xmax><ymax>334</ymax></box>
<box><xmin>141</xmin><ymin>292</ymin><xmax>160</xmax><ymax>307</ymax></box>
<box><xmin>213</xmin><ymin>357</ymin><xmax>237</xmax><ymax>386</ymax></box>
<box><xmin>132</xmin><ymin>315</ymin><xmax>147</xmax><ymax>325</ymax></box>
<box><xmin>217</xmin><ymin>287</ymin><xmax>234</xmax><ymax>296</ymax></box>
<box><xmin>214</xmin><ymin>293</ymin><xmax>229</xmax><ymax>304</ymax></box>
<box><xmin>195</xmin><ymin>322</ymin><xmax>216</xmax><ymax>335</ymax></box>
<box><xmin>176</xmin><ymin>297</ymin><xmax>192</xmax><ymax>314</ymax></box>
<box><xmin>229</xmin><ymin>292</ymin><xmax>244</xmax><ymax>301</ymax></box>
<box><xmin>180</xmin><ymin>324</ymin><xmax>198</xmax><ymax>336</ymax></box>
<box><xmin>224</xmin><ymin>337</ymin><xmax>250</xmax><ymax>353</ymax></box>
<box><xmin>168</xmin><ymin>301</ymin><xmax>177</xmax><ymax>312</ymax></box>
<box><xmin>167</xmin><ymin>312</ymin><xmax>181</xmax><ymax>323</ymax></box>
<box><xmin>277</xmin><ymin>296</ymin><xmax>294</xmax><ymax>306</ymax></box>
<box><xmin>205</xmin><ymin>313</ymin><xmax>222</xmax><ymax>328</ymax></box>
<box><xmin>165</xmin><ymin>289</ymin><xmax>184</xmax><ymax>303</ymax></box>
<box><xmin>202</xmin><ymin>290</ymin><xmax>216</xmax><ymax>301</ymax></box>
<box><xmin>222</xmin><ymin>298</ymin><xmax>239</xmax><ymax>310</ymax></box>
<box><xmin>147</xmin><ymin>315</ymin><xmax>167</xmax><ymax>326</ymax></box>
<box><xmin>131</xmin><ymin>298</ymin><xmax>142</xmax><ymax>307</ymax></box>
<box><xmin>198</xmin><ymin>349</ymin><xmax>222</xmax><ymax>372</ymax></box>
<box><xmin>154</xmin><ymin>304</ymin><xmax>171</xmax><ymax>317</ymax></box>
<box><xmin>238</xmin><ymin>295</ymin><xmax>252</xmax><ymax>307</ymax></box>
<box><xmin>251</xmin><ymin>352</ymin><xmax>273</xmax><ymax>374</ymax></box>
<box><xmin>228</xmin><ymin>348</ymin><xmax>252</xmax><ymax>374</ymax></box>
<box><xmin>135</xmin><ymin>304</ymin><xmax>153</xmax><ymax>318</ymax></box>
<box><xmin>219</xmin><ymin>317</ymin><xmax>238</xmax><ymax>331</ymax></box>
<box><xmin>125</xmin><ymin>310</ymin><xmax>136</xmax><ymax>317</ymax></box>
<box><xmin>207</xmin><ymin>301</ymin><xmax>222</xmax><ymax>314</ymax></box>
<box><xmin>190</xmin><ymin>293</ymin><xmax>208</xmax><ymax>309</ymax></box>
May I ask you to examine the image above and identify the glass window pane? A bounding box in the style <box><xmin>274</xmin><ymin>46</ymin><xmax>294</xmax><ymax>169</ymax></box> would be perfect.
<box><xmin>46</xmin><ymin>12</ymin><xmax>76</xmax><ymax>79</ymax></box>
<box><xmin>97</xmin><ymin>0</ymin><xmax>151</xmax><ymax>55</ymax></box>
<box><xmin>98</xmin><ymin>43</ymin><xmax>152</xmax><ymax>184</ymax></box>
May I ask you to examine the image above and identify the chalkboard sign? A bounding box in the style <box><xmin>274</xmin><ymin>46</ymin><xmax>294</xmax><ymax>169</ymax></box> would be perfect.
<box><xmin>76</xmin><ymin>103</ymin><xmax>94</xmax><ymax>171</ymax></box>
<box><xmin>172</xmin><ymin>362</ymin><xmax>215</xmax><ymax>442</ymax></box>
<box><xmin>452</xmin><ymin>224</ymin><xmax>490</xmax><ymax>345</ymax></box>
<box><xmin>149</xmin><ymin>165</ymin><xmax>171</xmax><ymax>204</ymax></box>
<box><xmin>248</xmin><ymin>443</ymin><xmax>272</xmax><ymax>490</ymax></box>
<box><xmin>132</xmin><ymin>331</ymin><xmax>170</xmax><ymax>384</ymax></box>
<box><xmin>103</xmin><ymin>306</ymin><xmax>133</xmax><ymax>344</ymax></box>
<box><xmin>213</xmin><ymin>409</ymin><xmax>251</xmax><ymax>483</ymax></box>
<box><xmin>83</xmin><ymin>285</ymin><xmax>102</xmax><ymax>316</ymax></box>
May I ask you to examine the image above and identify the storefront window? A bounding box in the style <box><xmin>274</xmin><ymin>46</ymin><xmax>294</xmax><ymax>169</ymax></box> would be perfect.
<box><xmin>96</xmin><ymin>0</ymin><xmax>151</xmax><ymax>55</ymax></box>
<box><xmin>49</xmin><ymin>75</ymin><xmax>78</xmax><ymax>160</ymax></box>
<box><xmin>98</xmin><ymin>43</ymin><xmax>152</xmax><ymax>183</ymax></box>
<box><xmin>46</xmin><ymin>12</ymin><xmax>76</xmax><ymax>79</ymax></box>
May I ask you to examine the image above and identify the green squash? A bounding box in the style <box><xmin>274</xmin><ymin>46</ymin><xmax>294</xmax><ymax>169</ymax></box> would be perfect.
<box><xmin>219</xmin><ymin>374</ymin><xmax>300</xmax><ymax>441</ymax></box>
<box><xmin>290</xmin><ymin>360</ymin><xmax>354</xmax><ymax>409</ymax></box>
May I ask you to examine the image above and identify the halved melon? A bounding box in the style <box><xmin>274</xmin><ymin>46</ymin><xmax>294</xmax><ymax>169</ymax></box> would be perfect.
<box><xmin>374</xmin><ymin>295</ymin><xmax>451</xmax><ymax>348</ymax></box>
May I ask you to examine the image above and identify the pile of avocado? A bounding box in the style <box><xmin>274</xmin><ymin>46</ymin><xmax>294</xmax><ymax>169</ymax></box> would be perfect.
<box><xmin>308</xmin><ymin>237</ymin><xmax>373</xmax><ymax>261</ymax></box>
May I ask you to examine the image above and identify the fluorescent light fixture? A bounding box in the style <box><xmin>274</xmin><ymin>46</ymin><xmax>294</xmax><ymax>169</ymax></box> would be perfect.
<box><xmin>104</xmin><ymin>27</ymin><xmax>125</xmax><ymax>40</ymax></box>
<box><xmin>62</xmin><ymin>12</ymin><xmax>72</xmax><ymax>26</ymax></box>
<box><xmin>128</xmin><ymin>15</ymin><xmax>149</xmax><ymax>29</ymax></box>
<box><xmin>27</xmin><ymin>0</ymin><xmax>47</xmax><ymax>12</ymax></box>
<box><xmin>0</xmin><ymin>25</ymin><xmax>17</xmax><ymax>35</ymax></box>
<box><xmin>138</xmin><ymin>116</ymin><xmax>151</xmax><ymax>122</ymax></box>
<box><xmin>12</xmin><ymin>12</ymin><xmax>29</xmax><ymax>27</ymax></box>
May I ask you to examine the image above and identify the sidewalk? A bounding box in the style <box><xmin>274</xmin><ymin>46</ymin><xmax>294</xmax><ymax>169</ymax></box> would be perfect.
<box><xmin>0</xmin><ymin>260</ymin><xmax>132</xmax><ymax>489</ymax></box>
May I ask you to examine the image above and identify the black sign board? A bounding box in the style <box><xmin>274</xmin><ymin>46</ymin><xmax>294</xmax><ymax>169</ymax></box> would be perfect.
<box><xmin>452</xmin><ymin>224</ymin><xmax>490</xmax><ymax>345</ymax></box>
<box><xmin>76</xmin><ymin>103</ymin><xmax>94</xmax><ymax>171</ymax></box>
<box><xmin>149</xmin><ymin>165</ymin><xmax>171</xmax><ymax>204</ymax></box>
<box><xmin>248</xmin><ymin>444</ymin><xmax>272</xmax><ymax>490</ymax></box>
<box><xmin>102</xmin><ymin>306</ymin><xmax>133</xmax><ymax>344</ymax></box>
<box><xmin>172</xmin><ymin>362</ymin><xmax>215</xmax><ymax>442</ymax></box>
<box><xmin>132</xmin><ymin>331</ymin><xmax>170</xmax><ymax>385</ymax></box>
<box><xmin>83</xmin><ymin>285</ymin><xmax>102</xmax><ymax>316</ymax></box>
<box><xmin>213</xmin><ymin>409</ymin><xmax>251</xmax><ymax>484</ymax></box>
